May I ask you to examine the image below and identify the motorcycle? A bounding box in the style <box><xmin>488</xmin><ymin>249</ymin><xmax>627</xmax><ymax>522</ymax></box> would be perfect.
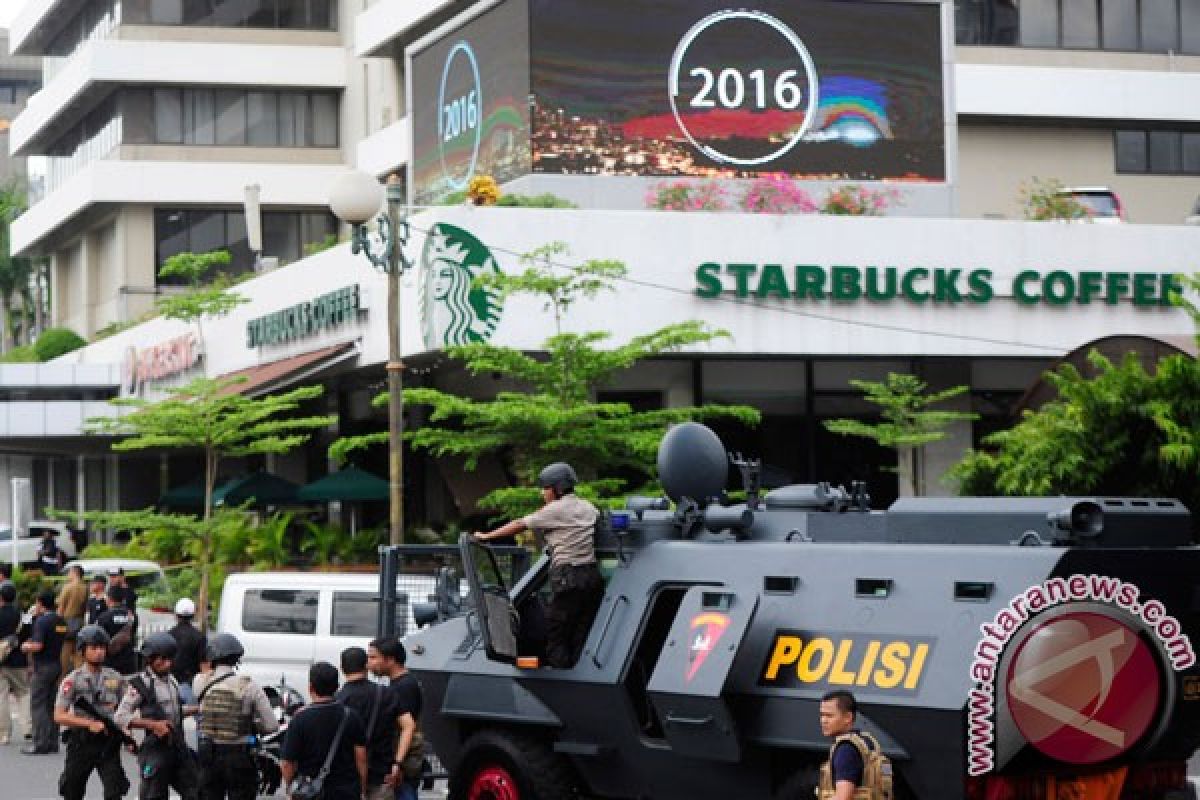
<box><xmin>254</xmin><ymin>677</ymin><xmax>304</xmax><ymax>796</ymax></box>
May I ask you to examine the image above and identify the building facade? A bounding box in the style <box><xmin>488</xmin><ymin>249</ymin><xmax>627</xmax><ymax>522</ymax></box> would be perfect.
<box><xmin>3</xmin><ymin>0</ymin><xmax>1199</xmax><ymax>531</ymax></box>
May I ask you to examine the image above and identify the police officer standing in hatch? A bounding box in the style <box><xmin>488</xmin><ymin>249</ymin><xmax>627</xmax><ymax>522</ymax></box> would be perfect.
<box><xmin>193</xmin><ymin>632</ymin><xmax>278</xmax><ymax>800</ymax></box>
<box><xmin>116</xmin><ymin>632</ymin><xmax>200</xmax><ymax>800</ymax></box>
<box><xmin>474</xmin><ymin>462</ymin><xmax>605</xmax><ymax>668</ymax></box>
<box><xmin>54</xmin><ymin>625</ymin><xmax>131</xmax><ymax>800</ymax></box>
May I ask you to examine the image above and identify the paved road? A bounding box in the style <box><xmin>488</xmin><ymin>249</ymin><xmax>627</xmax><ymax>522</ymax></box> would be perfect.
<box><xmin>0</xmin><ymin>736</ymin><xmax>447</xmax><ymax>800</ymax></box>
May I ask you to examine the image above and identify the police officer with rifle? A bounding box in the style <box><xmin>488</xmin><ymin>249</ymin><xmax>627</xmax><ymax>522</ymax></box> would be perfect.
<box><xmin>53</xmin><ymin>624</ymin><xmax>134</xmax><ymax>800</ymax></box>
<box><xmin>116</xmin><ymin>632</ymin><xmax>200</xmax><ymax>800</ymax></box>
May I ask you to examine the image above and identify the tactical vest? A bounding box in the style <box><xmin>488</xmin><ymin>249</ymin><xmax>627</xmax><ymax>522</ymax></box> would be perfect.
<box><xmin>199</xmin><ymin>674</ymin><xmax>254</xmax><ymax>742</ymax></box>
<box><xmin>818</xmin><ymin>731</ymin><xmax>893</xmax><ymax>800</ymax></box>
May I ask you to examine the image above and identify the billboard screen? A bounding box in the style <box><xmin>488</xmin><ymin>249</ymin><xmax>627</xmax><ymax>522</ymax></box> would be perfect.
<box><xmin>529</xmin><ymin>0</ymin><xmax>945</xmax><ymax>181</ymax></box>
<box><xmin>409</xmin><ymin>0</ymin><xmax>531</xmax><ymax>206</ymax></box>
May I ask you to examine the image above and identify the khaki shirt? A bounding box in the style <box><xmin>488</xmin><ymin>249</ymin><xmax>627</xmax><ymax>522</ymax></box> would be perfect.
<box><xmin>55</xmin><ymin>665</ymin><xmax>126</xmax><ymax>715</ymax></box>
<box><xmin>58</xmin><ymin>580</ymin><xmax>88</xmax><ymax>622</ymax></box>
<box><xmin>115</xmin><ymin>669</ymin><xmax>182</xmax><ymax>730</ymax></box>
<box><xmin>522</xmin><ymin>493</ymin><xmax>598</xmax><ymax>567</ymax></box>
<box><xmin>193</xmin><ymin>665</ymin><xmax>279</xmax><ymax>739</ymax></box>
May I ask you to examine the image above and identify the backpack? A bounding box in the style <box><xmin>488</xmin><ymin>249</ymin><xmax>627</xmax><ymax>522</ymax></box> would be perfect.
<box><xmin>818</xmin><ymin>731</ymin><xmax>893</xmax><ymax>800</ymax></box>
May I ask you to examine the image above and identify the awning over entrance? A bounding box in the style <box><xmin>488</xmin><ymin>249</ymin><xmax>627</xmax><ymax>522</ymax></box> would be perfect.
<box><xmin>218</xmin><ymin>341</ymin><xmax>359</xmax><ymax>397</ymax></box>
<box><xmin>297</xmin><ymin>466</ymin><xmax>388</xmax><ymax>502</ymax></box>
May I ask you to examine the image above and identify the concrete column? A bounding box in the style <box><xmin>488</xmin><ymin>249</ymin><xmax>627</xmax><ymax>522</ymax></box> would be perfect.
<box><xmin>47</xmin><ymin>458</ymin><xmax>56</xmax><ymax>510</ymax></box>
<box><xmin>915</xmin><ymin>360</ymin><xmax>974</xmax><ymax>497</ymax></box>
<box><xmin>106</xmin><ymin>454</ymin><xmax>119</xmax><ymax>512</ymax></box>
<box><xmin>76</xmin><ymin>455</ymin><xmax>86</xmax><ymax>518</ymax></box>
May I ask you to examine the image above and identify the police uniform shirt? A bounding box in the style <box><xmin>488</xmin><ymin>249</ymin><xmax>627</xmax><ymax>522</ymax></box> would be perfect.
<box><xmin>56</xmin><ymin>665</ymin><xmax>127</xmax><ymax>718</ymax></box>
<box><xmin>30</xmin><ymin>610</ymin><xmax>66</xmax><ymax>667</ymax></box>
<box><xmin>96</xmin><ymin>606</ymin><xmax>138</xmax><ymax>674</ymax></box>
<box><xmin>115</xmin><ymin>669</ymin><xmax>182</xmax><ymax>732</ymax></box>
<box><xmin>193</xmin><ymin>665</ymin><xmax>279</xmax><ymax>741</ymax></box>
<box><xmin>85</xmin><ymin>593</ymin><xmax>107</xmax><ymax>625</ymax></box>
<box><xmin>521</xmin><ymin>493</ymin><xmax>599</xmax><ymax>567</ymax></box>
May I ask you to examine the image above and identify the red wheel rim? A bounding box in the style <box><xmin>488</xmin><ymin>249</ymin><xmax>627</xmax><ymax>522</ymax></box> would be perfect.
<box><xmin>468</xmin><ymin>765</ymin><xmax>519</xmax><ymax>800</ymax></box>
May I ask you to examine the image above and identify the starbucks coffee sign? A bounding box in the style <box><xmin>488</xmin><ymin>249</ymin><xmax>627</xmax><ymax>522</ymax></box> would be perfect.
<box><xmin>695</xmin><ymin>263</ymin><xmax>1183</xmax><ymax>307</ymax></box>
<box><xmin>247</xmin><ymin>285</ymin><xmax>364</xmax><ymax>348</ymax></box>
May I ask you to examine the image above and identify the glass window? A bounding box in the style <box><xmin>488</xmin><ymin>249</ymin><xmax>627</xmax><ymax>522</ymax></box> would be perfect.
<box><xmin>182</xmin><ymin>0</ymin><xmax>214</xmax><ymax>24</ymax></box>
<box><xmin>242</xmin><ymin>589</ymin><xmax>318</xmax><ymax>634</ymax></box>
<box><xmin>154</xmin><ymin>209</ymin><xmax>190</xmax><ymax>267</ymax></box>
<box><xmin>1149</xmin><ymin>130</ymin><xmax>1182</xmax><ymax>173</ymax></box>
<box><xmin>1183</xmin><ymin>132</ymin><xmax>1200</xmax><ymax>174</ymax></box>
<box><xmin>215</xmin><ymin>90</ymin><xmax>246</xmax><ymax>145</ymax></box>
<box><xmin>311</xmin><ymin>92</ymin><xmax>338</xmax><ymax>147</ymax></box>
<box><xmin>302</xmin><ymin>212</ymin><xmax>336</xmax><ymax>250</ymax></box>
<box><xmin>331</xmin><ymin>592</ymin><xmax>377</xmax><ymax>637</ymax></box>
<box><xmin>310</xmin><ymin>0</ymin><xmax>334</xmax><ymax>30</ymax></box>
<box><xmin>1020</xmin><ymin>0</ymin><xmax>1059</xmax><ymax>46</ymax></box>
<box><xmin>154</xmin><ymin>89</ymin><xmax>183</xmax><ymax>144</ymax></box>
<box><xmin>1114</xmin><ymin>130</ymin><xmax>1147</xmax><ymax>172</ymax></box>
<box><xmin>225</xmin><ymin>211</ymin><xmax>254</xmax><ymax>271</ymax></box>
<box><xmin>184</xmin><ymin>89</ymin><xmax>216</xmax><ymax>145</ymax></box>
<box><xmin>1062</xmin><ymin>0</ymin><xmax>1099</xmax><ymax>48</ymax></box>
<box><xmin>247</xmin><ymin>91</ymin><xmax>279</xmax><ymax>146</ymax></box>
<box><xmin>1101</xmin><ymin>0</ymin><xmax>1138</xmax><ymax>49</ymax></box>
<box><xmin>263</xmin><ymin>212</ymin><xmax>301</xmax><ymax>263</ymax></box>
<box><xmin>245</xmin><ymin>0</ymin><xmax>278</xmax><ymax>27</ymax></box>
<box><xmin>150</xmin><ymin>0</ymin><xmax>184</xmax><ymax>24</ymax></box>
<box><xmin>1140</xmin><ymin>0</ymin><xmax>1178</xmax><ymax>52</ymax></box>
<box><xmin>190</xmin><ymin>210</ymin><xmax>227</xmax><ymax>256</ymax></box>
<box><xmin>1183</xmin><ymin>0</ymin><xmax>1200</xmax><ymax>53</ymax></box>
<box><xmin>278</xmin><ymin>93</ymin><xmax>308</xmax><ymax>146</ymax></box>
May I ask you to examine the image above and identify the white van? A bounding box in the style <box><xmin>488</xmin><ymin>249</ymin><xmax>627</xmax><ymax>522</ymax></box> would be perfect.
<box><xmin>216</xmin><ymin>571</ymin><xmax>439</xmax><ymax>697</ymax></box>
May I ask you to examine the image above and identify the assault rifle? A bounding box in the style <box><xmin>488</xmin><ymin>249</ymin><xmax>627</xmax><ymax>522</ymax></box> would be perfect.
<box><xmin>75</xmin><ymin>696</ymin><xmax>139</xmax><ymax>752</ymax></box>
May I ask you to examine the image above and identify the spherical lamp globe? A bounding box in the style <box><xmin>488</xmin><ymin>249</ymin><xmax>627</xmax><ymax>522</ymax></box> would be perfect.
<box><xmin>329</xmin><ymin>170</ymin><xmax>385</xmax><ymax>225</ymax></box>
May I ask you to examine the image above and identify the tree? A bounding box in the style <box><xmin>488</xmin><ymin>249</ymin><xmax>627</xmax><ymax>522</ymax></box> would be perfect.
<box><xmin>824</xmin><ymin>373</ymin><xmax>979</xmax><ymax>496</ymax></box>
<box><xmin>79</xmin><ymin>377</ymin><xmax>336</xmax><ymax>627</ymax></box>
<box><xmin>155</xmin><ymin>249</ymin><xmax>246</xmax><ymax>352</ymax></box>
<box><xmin>331</xmin><ymin>244</ymin><xmax>760</xmax><ymax>519</ymax></box>
<box><xmin>949</xmin><ymin>350</ymin><xmax>1200</xmax><ymax>522</ymax></box>
<box><xmin>0</xmin><ymin>182</ymin><xmax>35</xmax><ymax>353</ymax></box>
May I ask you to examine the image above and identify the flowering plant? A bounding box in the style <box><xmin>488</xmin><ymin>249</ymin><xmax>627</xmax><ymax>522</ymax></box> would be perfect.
<box><xmin>645</xmin><ymin>180</ymin><xmax>729</xmax><ymax>212</ymax></box>
<box><xmin>467</xmin><ymin>174</ymin><xmax>501</xmax><ymax>206</ymax></box>
<box><xmin>1020</xmin><ymin>177</ymin><xmax>1090</xmax><ymax>221</ymax></box>
<box><xmin>740</xmin><ymin>174</ymin><xmax>817</xmax><ymax>214</ymax></box>
<box><xmin>820</xmin><ymin>184</ymin><xmax>900</xmax><ymax>216</ymax></box>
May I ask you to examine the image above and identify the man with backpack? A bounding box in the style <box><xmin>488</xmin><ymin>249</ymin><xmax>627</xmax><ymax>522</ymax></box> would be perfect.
<box><xmin>817</xmin><ymin>689</ymin><xmax>892</xmax><ymax>800</ymax></box>
<box><xmin>336</xmin><ymin>646</ymin><xmax>397</xmax><ymax>800</ymax></box>
<box><xmin>281</xmin><ymin>661</ymin><xmax>367</xmax><ymax>800</ymax></box>
<box><xmin>97</xmin><ymin>586</ymin><xmax>138</xmax><ymax>676</ymax></box>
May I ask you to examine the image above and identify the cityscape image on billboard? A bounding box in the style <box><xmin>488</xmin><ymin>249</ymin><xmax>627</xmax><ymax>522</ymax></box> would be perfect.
<box><xmin>529</xmin><ymin>0</ymin><xmax>945</xmax><ymax>181</ymax></box>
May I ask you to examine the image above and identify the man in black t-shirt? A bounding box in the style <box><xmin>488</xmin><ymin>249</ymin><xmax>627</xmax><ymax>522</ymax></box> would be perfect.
<box><xmin>84</xmin><ymin>575</ymin><xmax>107</xmax><ymax>625</ymax></box>
<box><xmin>20</xmin><ymin>590</ymin><xmax>66</xmax><ymax>754</ymax></box>
<box><xmin>819</xmin><ymin>689</ymin><xmax>865</xmax><ymax>800</ymax></box>
<box><xmin>166</xmin><ymin>597</ymin><xmax>205</xmax><ymax>702</ymax></box>
<box><xmin>368</xmin><ymin>636</ymin><xmax>424</xmax><ymax>800</ymax></box>
<box><xmin>336</xmin><ymin>647</ymin><xmax>398</xmax><ymax>800</ymax></box>
<box><xmin>281</xmin><ymin>661</ymin><xmax>367</xmax><ymax>800</ymax></box>
<box><xmin>96</xmin><ymin>587</ymin><xmax>138</xmax><ymax>675</ymax></box>
<box><xmin>106</xmin><ymin>567</ymin><xmax>138</xmax><ymax>618</ymax></box>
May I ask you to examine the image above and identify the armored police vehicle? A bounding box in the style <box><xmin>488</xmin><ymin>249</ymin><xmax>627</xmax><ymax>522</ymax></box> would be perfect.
<box><xmin>401</xmin><ymin>423</ymin><xmax>1200</xmax><ymax>799</ymax></box>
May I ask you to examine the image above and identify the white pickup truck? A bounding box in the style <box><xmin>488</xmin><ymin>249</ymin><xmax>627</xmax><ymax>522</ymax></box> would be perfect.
<box><xmin>0</xmin><ymin>520</ymin><xmax>77</xmax><ymax>568</ymax></box>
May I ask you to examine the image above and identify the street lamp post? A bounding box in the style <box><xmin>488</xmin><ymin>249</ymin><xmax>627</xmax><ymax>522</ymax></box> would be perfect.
<box><xmin>329</xmin><ymin>170</ymin><xmax>411</xmax><ymax>545</ymax></box>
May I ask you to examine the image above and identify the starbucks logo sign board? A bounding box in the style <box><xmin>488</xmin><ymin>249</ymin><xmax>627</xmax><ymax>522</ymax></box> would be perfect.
<box><xmin>419</xmin><ymin>223</ymin><xmax>504</xmax><ymax>349</ymax></box>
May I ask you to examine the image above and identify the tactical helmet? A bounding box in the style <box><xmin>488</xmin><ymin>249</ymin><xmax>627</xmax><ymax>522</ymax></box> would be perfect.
<box><xmin>77</xmin><ymin>624</ymin><xmax>110</xmax><ymax>650</ymax></box>
<box><xmin>141</xmin><ymin>632</ymin><xmax>178</xmax><ymax>660</ymax></box>
<box><xmin>538</xmin><ymin>462</ymin><xmax>578</xmax><ymax>495</ymax></box>
<box><xmin>206</xmin><ymin>632</ymin><xmax>244</xmax><ymax>664</ymax></box>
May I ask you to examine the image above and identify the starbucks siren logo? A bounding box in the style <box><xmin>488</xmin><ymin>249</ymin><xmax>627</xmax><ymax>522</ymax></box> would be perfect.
<box><xmin>419</xmin><ymin>223</ymin><xmax>504</xmax><ymax>349</ymax></box>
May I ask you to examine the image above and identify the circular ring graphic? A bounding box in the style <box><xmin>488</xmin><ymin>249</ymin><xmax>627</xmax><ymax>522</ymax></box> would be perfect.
<box><xmin>437</xmin><ymin>40</ymin><xmax>483</xmax><ymax>191</ymax></box>
<box><xmin>1005</xmin><ymin>611</ymin><xmax>1161</xmax><ymax>766</ymax></box>
<box><xmin>667</xmin><ymin>10</ymin><xmax>819</xmax><ymax>167</ymax></box>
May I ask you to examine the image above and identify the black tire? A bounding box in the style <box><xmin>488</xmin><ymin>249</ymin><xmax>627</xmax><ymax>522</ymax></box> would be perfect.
<box><xmin>448</xmin><ymin>729</ymin><xmax>577</xmax><ymax>800</ymax></box>
<box><xmin>774</xmin><ymin>765</ymin><xmax>821</xmax><ymax>800</ymax></box>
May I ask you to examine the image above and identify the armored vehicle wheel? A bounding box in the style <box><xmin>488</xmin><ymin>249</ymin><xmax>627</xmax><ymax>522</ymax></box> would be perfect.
<box><xmin>773</xmin><ymin>766</ymin><xmax>821</xmax><ymax>800</ymax></box>
<box><xmin>449</xmin><ymin>729</ymin><xmax>577</xmax><ymax>800</ymax></box>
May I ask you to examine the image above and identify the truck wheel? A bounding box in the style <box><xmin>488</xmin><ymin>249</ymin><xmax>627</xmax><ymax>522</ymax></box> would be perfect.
<box><xmin>449</xmin><ymin>729</ymin><xmax>576</xmax><ymax>800</ymax></box>
<box><xmin>774</xmin><ymin>766</ymin><xmax>820</xmax><ymax>800</ymax></box>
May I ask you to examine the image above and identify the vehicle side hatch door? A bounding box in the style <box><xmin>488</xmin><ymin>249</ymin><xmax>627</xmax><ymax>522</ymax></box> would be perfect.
<box><xmin>459</xmin><ymin>533</ymin><xmax>518</xmax><ymax>663</ymax></box>
<box><xmin>646</xmin><ymin>586</ymin><xmax>758</xmax><ymax>762</ymax></box>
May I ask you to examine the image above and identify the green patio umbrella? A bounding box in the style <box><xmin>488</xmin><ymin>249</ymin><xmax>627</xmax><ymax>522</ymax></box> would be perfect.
<box><xmin>297</xmin><ymin>466</ymin><xmax>388</xmax><ymax>534</ymax></box>
<box><xmin>213</xmin><ymin>471</ymin><xmax>302</xmax><ymax>508</ymax></box>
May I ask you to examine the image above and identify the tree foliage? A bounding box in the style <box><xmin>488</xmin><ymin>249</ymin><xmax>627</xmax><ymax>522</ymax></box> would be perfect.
<box><xmin>331</xmin><ymin>244</ymin><xmax>759</xmax><ymax>519</ymax></box>
<box><xmin>824</xmin><ymin>373</ymin><xmax>978</xmax><ymax>496</ymax></box>
<box><xmin>155</xmin><ymin>250</ymin><xmax>247</xmax><ymax>323</ymax></box>
<box><xmin>950</xmin><ymin>350</ymin><xmax>1200</xmax><ymax>518</ymax></box>
<box><xmin>0</xmin><ymin>182</ymin><xmax>36</xmax><ymax>352</ymax></box>
<box><xmin>33</xmin><ymin>327</ymin><xmax>86</xmax><ymax>361</ymax></box>
<box><xmin>81</xmin><ymin>377</ymin><xmax>335</xmax><ymax>627</ymax></box>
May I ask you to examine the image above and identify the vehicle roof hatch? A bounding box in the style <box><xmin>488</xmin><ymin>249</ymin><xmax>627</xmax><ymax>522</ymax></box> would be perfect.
<box><xmin>646</xmin><ymin>586</ymin><xmax>758</xmax><ymax>762</ymax></box>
